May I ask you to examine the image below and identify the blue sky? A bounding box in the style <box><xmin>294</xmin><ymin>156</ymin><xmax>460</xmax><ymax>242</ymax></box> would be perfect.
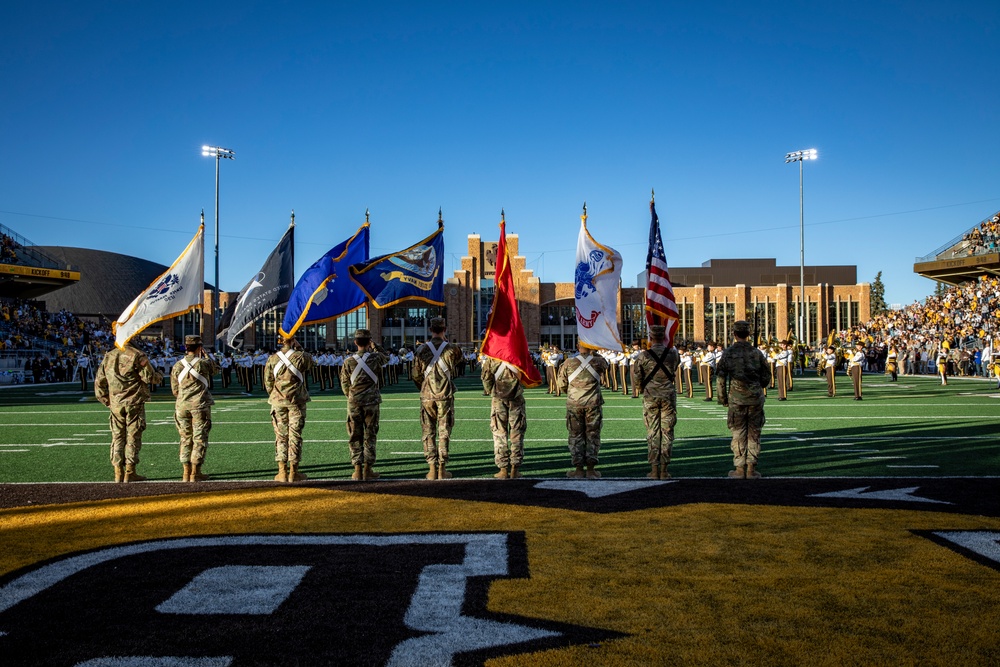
<box><xmin>2</xmin><ymin>1</ymin><xmax>998</xmax><ymax>307</ymax></box>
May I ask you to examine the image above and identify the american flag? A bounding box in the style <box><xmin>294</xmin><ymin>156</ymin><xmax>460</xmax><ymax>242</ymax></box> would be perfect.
<box><xmin>645</xmin><ymin>199</ymin><xmax>680</xmax><ymax>347</ymax></box>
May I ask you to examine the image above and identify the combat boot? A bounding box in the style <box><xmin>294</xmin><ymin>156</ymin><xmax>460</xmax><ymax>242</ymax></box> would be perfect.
<box><xmin>438</xmin><ymin>462</ymin><xmax>453</xmax><ymax>479</ymax></box>
<box><xmin>192</xmin><ymin>464</ymin><xmax>209</xmax><ymax>482</ymax></box>
<box><xmin>746</xmin><ymin>463</ymin><xmax>762</xmax><ymax>479</ymax></box>
<box><xmin>352</xmin><ymin>464</ymin><xmax>363</xmax><ymax>481</ymax></box>
<box><xmin>510</xmin><ymin>465</ymin><xmax>522</xmax><ymax>479</ymax></box>
<box><xmin>647</xmin><ymin>464</ymin><xmax>660</xmax><ymax>479</ymax></box>
<box><xmin>114</xmin><ymin>465</ymin><xmax>125</xmax><ymax>483</ymax></box>
<box><xmin>728</xmin><ymin>465</ymin><xmax>746</xmax><ymax>479</ymax></box>
<box><xmin>274</xmin><ymin>461</ymin><xmax>288</xmax><ymax>482</ymax></box>
<box><xmin>288</xmin><ymin>464</ymin><xmax>308</xmax><ymax>482</ymax></box>
<box><xmin>660</xmin><ymin>465</ymin><xmax>671</xmax><ymax>480</ymax></box>
<box><xmin>363</xmin><ymin>463</ymin><xmax>380</xmax><ymax>481</ymax></box>
<box><xmin>426</xmin><ymin>462</ymin><xmax>438</xmax><ymax>480</ymax></box>
<box><xmin>123</xmin><ymin>465</ymin><xmax>147</xmax><ymax>483</ymax></box>
<box><xmin>567</xmin><ymin>466</ymin><xmax>586</xmax><ymax>478</ymax></box>
<box><xmin>494</xmin><ymin>467</ymin><xmax>509</xmax><ymax>479</ymax></box>
<box><xmin>182</xmin><ymin>463</ymin><xmax>192</xmax><ymax>482</ymax></box>
<box><xmin>586</xmin><ymin>463</ymin><xmax>601</xmax><ymax>479</ymax></box>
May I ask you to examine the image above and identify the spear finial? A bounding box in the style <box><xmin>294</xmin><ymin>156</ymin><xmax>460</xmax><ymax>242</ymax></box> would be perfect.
<box><xmin>651</xmin><ymin>188</ymin><xmax>655</xmax><ymax>204</ymax></box>
<box><xmin>290</xmin><ymin>209</ymin><xmax>295</xmax><ymax>226</ymax></box>
<box><xmin>438</xmin><ymin>207</ymin><xmax>444</xmax><ymax>228</ymax></box>
<box><xmin>365</xmin><ymin>208</ymin><xmax>370</xmax><ymax>224</ymax></box>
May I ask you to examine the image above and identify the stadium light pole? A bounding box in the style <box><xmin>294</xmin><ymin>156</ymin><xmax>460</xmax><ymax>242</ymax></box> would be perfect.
<box><xmin>201</xmin><ymin>145</ymin><xmax>235</xmax><ymax>347</ymax></box>
<box><xmin>784</xmin><ymin>148</ymin><xmax>817</xmax><ymax>348</ymax></box>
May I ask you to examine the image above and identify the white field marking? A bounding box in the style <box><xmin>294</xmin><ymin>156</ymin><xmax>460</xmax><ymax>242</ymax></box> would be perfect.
<box><xmin>390</xmin><ymin>451</ymin><xmax>426</xmax><ymax>455</ymax></box>
<box><xmin>47</xmin><ymin>436</ymin><xmax>85</xmax><ymax>441</ymax></box>
<box><xmin>834</xmin><ymin>449</ymin><xmax>880</xmax><ymax>453</ymax></box>
<box><xmin>0</xmin><ymin>449</ymin><xmax>28</xmax><ymax>453</ymax></box>
<box><xmin>860</xmin><ymin>456</ymin><xmax>908</xmax><ymax>460</ymax></box>
<box><xmin>887</xmin><ymin>465</ymin><xmax>940</xmax><ymax>468</ymax></box>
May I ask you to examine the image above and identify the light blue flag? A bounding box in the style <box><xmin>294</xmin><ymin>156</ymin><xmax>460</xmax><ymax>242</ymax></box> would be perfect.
<box><xmin>280</xmin><ymin>224</ymin><xmax>369</xmax><ymax>337</ymax></box>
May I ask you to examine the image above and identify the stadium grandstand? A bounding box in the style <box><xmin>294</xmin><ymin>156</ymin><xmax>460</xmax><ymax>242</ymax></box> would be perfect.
<box><xmin>913</xmin><ymin>209</ymin><xmax>1000</xmax><ymax>286</ymax></box>
<box><xmin>0</xmin><ymin>222</ymin><xmax>80</xmax><ymax>298</ymax></box>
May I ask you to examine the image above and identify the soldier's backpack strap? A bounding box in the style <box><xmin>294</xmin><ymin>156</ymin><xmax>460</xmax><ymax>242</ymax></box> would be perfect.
<box><xmin>275</xmin><ymin>350</ymin><xmax>304</xmax><ymax>383</ymax></box>
<box><xmin>639</xmin><ymin>348</ymin><xmax>674</xmax><ymax>393</ymax></box>
<box><xmin>494</xmin><ymin>360</ymin><xmax>519</xmax><ymax>381</ymax></box>
<box><xmin>568</xmin><ymin>354</ymin><xmax>600</xmax><ymax>383</ymax></box>
<box><xmin>178</xmin><ymin>358</ymin><xmax>209</xmax><ymax>388</ymax></box>
<box><xmin>423</xmin><ymin>341</ymin><xmax>451</xmax><ymax>379</ymax></box>
<box><xmin>350</xmin><ymin>352</ymin><xmax>378</xmax><ymax>386</ymax></box>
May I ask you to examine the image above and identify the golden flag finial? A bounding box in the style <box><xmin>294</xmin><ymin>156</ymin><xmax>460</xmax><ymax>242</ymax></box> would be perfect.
<box><xmin>200</xmin><ymin>209</ymin><xmax>205</xmax><ymax>224</ymax></box>
<box><xmin>581</xmin><ymin>201</ymin><xmax>588</xmax><ymax>226</ymax></box>
<box><xmin>500</xmin><ymin>208</ymin><xmax>505</xmax><ymax>225</ymax></box>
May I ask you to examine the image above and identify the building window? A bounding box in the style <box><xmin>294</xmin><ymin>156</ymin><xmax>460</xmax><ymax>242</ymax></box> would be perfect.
<box><xmin>621</xmin><ymin>302</ymin><xmax>645</xmax><ymax>344</ymax></box>
<box><xmin>704</xmin><ymin>302</ymin><xmax>735</xmax><ymax>343</ymax></box>
<box><xmin>474</xmin><ymin>280</ymin><xmax>495</xmax><ymax>342</ymax></box>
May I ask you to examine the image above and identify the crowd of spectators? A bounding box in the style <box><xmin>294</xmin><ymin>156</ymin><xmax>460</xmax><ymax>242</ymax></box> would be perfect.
<box><xmin>952</xmin><ymin>213</ymin><xmax>999</xmax><ymax>258</ymax></box>
<box><xmin>837</xmin><ymin>274</ymin><xmax>999</xmax><ymax>376</ymax></box>
<box><xmin>1</xmin><ymin>233</ymin><xmax>20</xmax><ymax>264</ymax></box>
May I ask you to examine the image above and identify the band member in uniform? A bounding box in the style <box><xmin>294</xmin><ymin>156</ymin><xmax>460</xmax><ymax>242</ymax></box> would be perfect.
<box><xmin>775</xmin><ymin>340</ymin><xmax>792</xmax><ymax>401</ymax></box>
<box><xmin>936</xmin><ymin>344</ymin><xmax>949</xmax><ymax>386</ymax></box>
<box><xmin>700</xmin><ymin>342</ymin><xmax>717</xmax><ymax>402</ymax></box>
<box><xmin>848</xmin><ymin>342</ymin><xmax>865</xmax><ymax>400</ymax></box>
<box><xmin>678</xmin><ymin>346</ymin><xmax>694</xmax><ymax>398</ymax></box>
<box><xmin>886</xmin><ymin>344</ymin><xmax>899</xmax><ymax>382</ymax></box>
<box><xmin>824</xmin><ymin>345</ymin><xmax>837</xmax><ymax>397</ymax></box>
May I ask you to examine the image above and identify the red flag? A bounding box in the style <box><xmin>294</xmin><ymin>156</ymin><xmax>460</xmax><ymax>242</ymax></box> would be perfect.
<box><xmin>480</xmin><ymin>217</ymin><xmax>544</xmax><ymax>388</ymax></box>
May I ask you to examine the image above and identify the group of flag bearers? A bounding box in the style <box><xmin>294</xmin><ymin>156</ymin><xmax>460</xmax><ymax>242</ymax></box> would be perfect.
<box><xmin>93</xmin><ymin>193</ymin><xmax>785</xmax><ymax>482</ymax></box>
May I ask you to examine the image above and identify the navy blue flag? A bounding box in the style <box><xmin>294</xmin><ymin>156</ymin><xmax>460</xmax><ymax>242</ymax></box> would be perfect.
<box><xmin>218</xmin><ymin>224</ymin><xmax>294</xmax><ymax>348</ymax></box>
<box><xmin>280</xmin><ymin>224</ymin><xmax>369</xmax><ymax>337</ymax></box>
<box><xmin>349</xmin><ymin>225</ymin><xmax>444</xmax><ymax>308</ymax></box>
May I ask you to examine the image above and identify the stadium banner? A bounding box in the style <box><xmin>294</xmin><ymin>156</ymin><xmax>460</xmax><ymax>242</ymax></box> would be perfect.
<box><xmin>280</xmin><ymin>224</ymin><xmax>370</xmax><ymax>338</ymax></box>
<box><xmin>480</xmin><ymin>215</ymin><xmax>544</xmax><ymax>387</ymax></box>
<box><xmin>348</xmin><ymin>224</ymin><xmax>444</xmax><ymax>308</ymax></box>
<box><xmin>0</xmin><ymin>264</ymin><xmax>80</xmax><ymax>281</ymax></box>
<box><xmin>574</xmin><ymin>206</ymin><xmax>624</xmax><ymax>352</ymax></box>
<box><xmin>644</xmin><ymin>194</ymin><xmax>680</xmax><ymax>347</ymax></box>
<box><xmin>114</xmin><ymin>224</ymin><xmax>204</xmax><ymax>349</ymax></box>
<box><xmin>218</xmin><ymin>223</ymin><xmax>294</xmax><ymax>348</ymax></box>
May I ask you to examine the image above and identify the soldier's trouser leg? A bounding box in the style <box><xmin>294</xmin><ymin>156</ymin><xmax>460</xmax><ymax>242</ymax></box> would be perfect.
<box><xmin>583</xmin><ymin>405</ymin><xmax>603</xmax><ymax>464</ymax></box>
<box><xmin>644</xmin><ymin>396</ymin><xmax>677</xmax><ymax>466</ymax></box>
<box><xmin>175</xmin><ymin>408</ymin><xmax>194</xmax><ymax>463</ymax></box>
<box><xmin>109</xmin><ymin>404</ymin><xmax>146</xmax><ymax>468</ymax></box>
<box><xmin>190</xmin><ymin>408</ymin><xmax>212</xmax><ymax>465</ymax></box>
<box><xmin>346</xmin><ymin>402</ymin><xmax>366</xmax><ymax>465</ymax></box>
<box><xmin>491</xmin><ymin>397</ymin><xmax>511</xmax><ymax>468</ymax></box>
<box><xmin>272</xmin><ymin>407</ymin><xmax>290</xmax><ymax>462</ymax></box>
<box><xmin>421</xmin><ymin>399</ymin><xmax>453</xmax><ymax>464</ymax></box>
<box><xmin>565</xmin><ymin>406</ymin><xmax>587</xmax><ymax>467</ymax></box>
<box><xmin>728</xmin><ymin>405</ymin><xmax>765</xmax><ymax>467</ymax></box>
<box><xmin>362</xmin><ymin>404</ymin><xmax>379</xmax><ymax>464</ymax></box>
<box><xmin>286</xmin><ymin>404</ymin><xmax>306</xmax><ymax>464</ymax></box>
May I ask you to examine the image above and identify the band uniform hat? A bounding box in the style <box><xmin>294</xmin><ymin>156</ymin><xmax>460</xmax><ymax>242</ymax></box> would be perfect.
<box><xmin>185</xmin><ymin>335</ymin><xmax>203</xmax><ymax>346</ymax></box>
<box><xmin>354</xmin><ymin>329</ymin><xmax>371</xmax><ymax>340</ymax></box>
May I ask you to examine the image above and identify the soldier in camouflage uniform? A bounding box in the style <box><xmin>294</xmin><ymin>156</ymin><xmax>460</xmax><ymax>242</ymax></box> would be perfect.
<box><xmin>716</xmin><ymin>320</ymin><xmax>772</xmax><ymax>479</ymax></box>
<box><xmin>95</xmin><ymin>339</ymin><xmax>163</xmax><ymax>483</ymax></box>
<box><xmin>340</xmin><ymin>329</ymin><xmax>388</xmax><ymax>481</ymax></box>
<box><xmin>264</xmin><ymin>336</ymin><xmax>316</xmax><ymax>482</ymax></box>
<box><xmin>411</xmin><ymin>317</ymin><xmax>463</xmax><ymax>480</ymax></box>
<box><xmin>557</xmin><ymin>341</ymin><xmax>610</xmax><ymax>479</ymax></box>
<box><xmin>481</xmin><ymin>355</ymin><xmax>528</xmax><ymax>479</ymax></box>
<box><xmin>170</xmin><ymin>335</ymin><xmax>220</xmax><ymax>482</ymax></box>
<box><xmin>634</xmin><ymin>325</ymin><xmax>681</xmax><ymax>479</ymax></box>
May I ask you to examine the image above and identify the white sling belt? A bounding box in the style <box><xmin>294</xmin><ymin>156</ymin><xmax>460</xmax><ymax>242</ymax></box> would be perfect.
<box><xmin>567</xmin><ymin>354</ymin><xmax>600</xmax><ymax>383</ymax></box>
<box><xmin>350</xmin><ymin>352</ymin><xmax>378</xmax><ymax>386</ymax></box>
<box><xmin>494</xmin><ymin>361</ymin><xmax>519</xmax><ymax>380</ymax></box>
<box><xmin>274</xmin><ymin>350</ymin><xmax>304</xmax><ymax>383</ymax></box>
<box><xmin>423</xmin><ymin>341</ymin><xmax>451</xmax><ymax>379</ymax></box>
<box><xmin>178</xmin><ymin>358</ymin><xmax>209</xmax><ymax>388</ymax></box>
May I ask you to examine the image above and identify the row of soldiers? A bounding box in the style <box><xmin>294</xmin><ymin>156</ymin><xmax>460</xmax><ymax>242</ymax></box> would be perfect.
<box><xmin>93</xmin><ymin>317</ymin><xmax>774</xmax><ymax>483</ymax></box>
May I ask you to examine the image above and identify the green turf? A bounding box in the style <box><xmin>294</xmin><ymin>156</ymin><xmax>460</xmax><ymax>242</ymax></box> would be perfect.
<box><xmin>1</xmin><ymin>371</ymin><xmax>998</xmax><ymax>482</ymax></box>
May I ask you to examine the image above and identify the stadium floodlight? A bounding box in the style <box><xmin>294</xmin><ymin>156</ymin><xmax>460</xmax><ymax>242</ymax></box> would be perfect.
<box><xmin>785</xmin><ymin>148</ymin><xmax>817</xmax><ymax>346</ymax></box>
<box><xmin>201</xmin><ymin>145</ymin><xmax>236</xmax><ymax>347</ymax></box>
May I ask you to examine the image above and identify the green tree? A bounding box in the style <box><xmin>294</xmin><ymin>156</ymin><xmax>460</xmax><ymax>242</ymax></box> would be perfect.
<box><xmin>934</xmin><ymin>281</ymin><xmax>947</xmax><ymax>298</ymax></box>
<box><xmin>871</xmin><ymin>271</ymin><xmax>888</xmax><ymax>315</ymax></box>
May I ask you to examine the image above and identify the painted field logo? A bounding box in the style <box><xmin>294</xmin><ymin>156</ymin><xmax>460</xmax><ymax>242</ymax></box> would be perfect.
<box><xmin>0</xmin><ymin>533</ymin><xmax>618</xmax><ymax>666</ymax></box>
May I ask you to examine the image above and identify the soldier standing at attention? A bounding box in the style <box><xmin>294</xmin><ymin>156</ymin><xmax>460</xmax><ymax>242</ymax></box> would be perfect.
<box><xmin>481</xmin><ymin>355</ymin><xmax>528</xmax><ymax>479</ymax></box>
<box><xmin>716</xmin><ymin>320</ymin><xmax>771</xmax><ymax>479</ymax></box>
<box><xmin>848</xmin><ymin>341</ymin><xmax>865</xmax><ymax>400</ymax></box>
<box><xmin>411</xmin><ymin>317</ymin><xmax>463</xmax><ymax>480</ymax></box>
<box><xmin>264</xmin><ymin>336</ymin><xmax>316</xmax><ymax>482</ymax></box>
<box><xmin>95</xmin><ymin>338</ymin><xmax>163</xmax><ymax>482</ymax></box>
<box><xmin>635</xmin><ymin>325</ymin><xmax>681</xmax><ymax>479</ymax></box>
<box><xmin>558</xmin><ymin>340</ymin><xmax>610</xmax><ymax>479</ymax></box>
<box><xmin>340</xmin><ymin>329</ymin><xmax>388</xmax><ymax>481</ymax></box>
<box><xmin>170</xmin><ymin>335</ymin><xmax>220</xmax><ymax>482</ymax></box>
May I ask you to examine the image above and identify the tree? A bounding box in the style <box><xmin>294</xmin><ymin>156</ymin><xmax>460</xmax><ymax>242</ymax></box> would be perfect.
<box><xmin>934</xmin><ymin>281</ymin><xmax>947</xmax><ymax>298</ymax></box>
<box><xmin>871</xmin><ymin>271</ymin><xmax>888</xmax><ymax>315</ymax></box>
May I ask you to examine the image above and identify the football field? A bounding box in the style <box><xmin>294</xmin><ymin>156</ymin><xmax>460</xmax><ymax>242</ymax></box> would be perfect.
<box><xmin>0</xmin><ymin>371</ymin><xmax>997</xmax><ymax>482</ymax></box>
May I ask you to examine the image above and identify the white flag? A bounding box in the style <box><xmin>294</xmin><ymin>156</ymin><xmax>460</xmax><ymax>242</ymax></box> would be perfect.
<box><xmin>115</xmin><ymin>225</ymin><xmax>205</xmax><ymax>349</ymax></box>
<box><xmin>574</xmin><ymin>211</ymin><xmax>624</xmax><ymax>352</ymax></box>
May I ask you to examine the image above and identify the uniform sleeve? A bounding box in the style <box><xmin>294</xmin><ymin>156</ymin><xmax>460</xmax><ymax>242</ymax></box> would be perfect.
<box><xmin>137</xmin><ymin>354</ymin><xmax>162</xmax><ymax>386</ymax></box>
<box><xmin>170</xmin><ymin>363</ymin><xmax>180</xmax><ymax>398</ymax></box>
<box><xmin>339</xmin><ymin>360</ymin><xmax>351</xmax><ymax>396</ymax></box>
<box><xmin>557</xmin><ymin>362</ymin><xmax>569</xmax><ymax>393</ymax></box>
<box><xmin>94</xmin><ymin>360</ymin><xmax>110</xmax><ymax>405</ymax></box>
<box><xmin>263</xmin><ymin>358</ymin><xmax>275</xmax><ymax>394</ymax></box>
<box><xmin>481</xmin><ymin>358</ymin><xmax>495</xmax><ymax>394</ymax></box>
<box><xmin>410</xmin><ymin>351</ymin><xmax>424</xmax><ymax>389</ymax></box>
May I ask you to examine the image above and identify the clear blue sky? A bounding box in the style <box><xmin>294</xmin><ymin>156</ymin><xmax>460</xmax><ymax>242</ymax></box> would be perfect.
<box><xmin>2</xmin><ymin>1</ymin><xmax>998</xmax><ymax>307</ymax></box>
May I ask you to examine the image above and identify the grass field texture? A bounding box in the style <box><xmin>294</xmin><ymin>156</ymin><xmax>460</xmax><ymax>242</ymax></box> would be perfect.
<box><xmin>1</xmin><ymin>372</ymin><xmax>998</xmax><ymax>483</ymax></box>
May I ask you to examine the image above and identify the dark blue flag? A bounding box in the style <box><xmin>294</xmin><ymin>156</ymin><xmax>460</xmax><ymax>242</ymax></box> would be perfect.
<box><xmin>348</xmin><ymin>226</ymin><xmax>444</xmax><ymax>308</ymax></box>
<box><xmin>280</xmin><ymin>224</ymin><xmax>369</xmax><ymax>337</ymax></box>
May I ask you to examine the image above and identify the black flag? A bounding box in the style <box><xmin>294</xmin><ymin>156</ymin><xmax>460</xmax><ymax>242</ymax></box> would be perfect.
<box><xmin>218</xmin><ymin>224</ymin><xmax>294</xmax><ymax>347</ymax></box>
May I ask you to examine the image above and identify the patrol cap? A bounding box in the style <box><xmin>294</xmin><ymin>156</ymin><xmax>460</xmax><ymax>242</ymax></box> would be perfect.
<box><xmin>429</xmin><ymin>317</ymin><xmax>446</xmax><ymax>332</ymax></box>
<box><xmin>185</xmin><ymin>335</ymin><xmax>203</xmax><ymax>346</ymax></box>
<box><xmin>353</xmin><ymin>329</ymin><xmax>371</xmax><ymax>340</ymax></box>
<box><xmin>732</xmin><ymin>320</ymin><xmax>751</xmax><ymax>338</ymax></box>
<box><xmin>649</xmin><ymin>325</ymin><xmax>666</xmax><ymax>339</ymax></box>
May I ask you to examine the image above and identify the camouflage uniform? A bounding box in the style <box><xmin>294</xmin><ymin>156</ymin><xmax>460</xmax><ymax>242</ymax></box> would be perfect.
<box><xmin>95</xmin><ymin>345</ymin><xmax>163</xmax><ymax>470</ymax></box>
<box><xmin>481</xmin><ymin>356</ymin><xmax>527</xmax><ymax>470</ymax></box>
<box><xmin>264</xmin><ymin>344</ymin><xmax>316</xmax><ymax>465</ymax></box>
<box><xmin>340</xmin><ymin>346</ymin><xmax>388</xmax><ymax>466</ymax></box>
<box><xmin>557</xmin><ymin>352</ymin><xmax>609</xmax><ymax>468</ymax></box>
<box><xmin>170</xmin><ymin>350</ymin><xmax>220</xmax><ymax>466</ymax></box>
<box><xmin>716</xmin><ymin>337</ymin><xmax>771</xmax><ymax>474</ymax></box>
<box><xmin>411</xmin><ymin>335</ymin><xmax>463</xmax><ymax>467</ymax></box>
<box><xmin>635</xmin><ymin>343</ymin><xmax>680</xmax><ymax>469</ymax></box>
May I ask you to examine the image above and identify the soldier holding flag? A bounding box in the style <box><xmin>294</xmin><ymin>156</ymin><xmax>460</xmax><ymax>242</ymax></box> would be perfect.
<box><xmin>264</xmin><ymin>336</ymin><xmax>316</xmax><ymax>482</ymax></box>
<box><xmin>170</xmin><ymin>335</ymin><xmax>220</xmax><ymax>482</ymax></box>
